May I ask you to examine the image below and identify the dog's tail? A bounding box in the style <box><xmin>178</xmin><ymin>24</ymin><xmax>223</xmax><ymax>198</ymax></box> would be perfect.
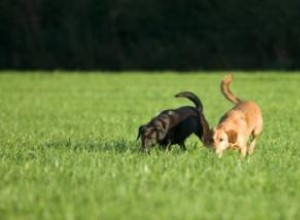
<box><xmin>175</xmin><ymin>91</ymin><xmax>203</xmax><ymax>111</ymax></box>
<box><xmin>221</xmin><ymin>74</ymin><xmax>243</xmax><ymax>104</ymax></box>
<box><xmin>175</xmin><ymin>91</ymin><xmax>210</xmax><ymax>147</ymax></box>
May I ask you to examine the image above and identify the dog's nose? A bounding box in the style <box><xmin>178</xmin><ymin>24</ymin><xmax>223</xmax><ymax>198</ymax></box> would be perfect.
<box><xmin>215</xmin><ymin>149</ymin><xmax>224</xmax><ymax>157</ymax></box>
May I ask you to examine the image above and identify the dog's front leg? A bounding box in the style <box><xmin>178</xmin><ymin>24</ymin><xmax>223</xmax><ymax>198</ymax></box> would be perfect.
<box><xmin>239</xmin><ymin>145</ymin><xmax>248</xmax><ymax>158</ymax></box>
<box><xmin>165</xmin><ymin>140</ymin><xmax>172</xmax><ymax>151</ymax></box>
<box><xmin>179</xmin><ymin>142</ymin><xmax>186</xmax><ymax>151</ymax></box>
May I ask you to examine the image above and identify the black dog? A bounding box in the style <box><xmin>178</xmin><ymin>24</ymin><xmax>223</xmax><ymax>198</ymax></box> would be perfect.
<box><xmin>137</xmin><ymin>91</ymin><xmax>210</xmax><ymax>151</ymax></box>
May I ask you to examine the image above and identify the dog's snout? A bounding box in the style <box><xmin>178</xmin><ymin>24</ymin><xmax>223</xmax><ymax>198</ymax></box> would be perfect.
<box><xmin>143</xmin><ymin>138</ymin><xmax>155</xmax><ymax>149</ymax></box>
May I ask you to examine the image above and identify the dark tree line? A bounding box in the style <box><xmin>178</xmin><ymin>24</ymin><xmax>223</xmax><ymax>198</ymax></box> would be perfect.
<box><xmin>0</xmin><ymin>0</ymin><xmax>300</xmax><ymax>70</ymax></box>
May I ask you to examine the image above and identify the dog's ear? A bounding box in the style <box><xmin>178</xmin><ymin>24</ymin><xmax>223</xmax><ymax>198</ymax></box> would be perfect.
<box><xmin>227</xmin><ymin>130</ymin><xmax>238</xmax><ymax>144</ymax></box>
<box><xmin>156</xmin><ymin>127</ymin><xmax>168</xmax><ymax>140</ymax></box>
<box><xmin>137</xmin><ymin>125</ymin><xmax>146</xmax><ymax>140</ymax></box>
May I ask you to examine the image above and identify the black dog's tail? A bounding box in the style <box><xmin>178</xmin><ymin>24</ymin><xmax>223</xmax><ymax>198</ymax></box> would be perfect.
<box><xmin>175</xmin><ymin>91</ymin><xmax>203</xmax><ymax>112</ymax></box>
<box><xmin>175</xmin><ymin>91</ymin><xmax>211</xmax><ymax>146</ymax></box>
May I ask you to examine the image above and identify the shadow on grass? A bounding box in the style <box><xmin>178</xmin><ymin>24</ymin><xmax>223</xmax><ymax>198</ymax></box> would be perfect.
<box><xmin>43</xmin><ymin>138</ymin><xmax>140</xmax><ymax>153</ymax></box>
<box><xmin>43</xmin><ymin>138</ymin><xmax>202</xmax><ymax>155</ymax></box>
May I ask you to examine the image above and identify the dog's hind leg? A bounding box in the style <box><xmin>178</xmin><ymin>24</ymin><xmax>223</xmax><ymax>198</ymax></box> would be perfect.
<box><xmin>248</xmin><ymin>138</ymin><xmax>257</xmax><ymax>155</ymax></box>
<box><xmin>248</xmin><ymin>125</ymin><xmax>263</xmax><ymax>155</ymax></box>
<box><xmin>248</xmin><ymin>133</ymin><xmax>260</xmax><ymax>155</ymax></box>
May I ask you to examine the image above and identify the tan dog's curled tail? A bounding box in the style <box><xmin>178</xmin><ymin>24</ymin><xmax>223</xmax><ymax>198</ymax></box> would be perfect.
<box><xmin>221</xmin><ymin>74</ymin><xmax>243</xmax><ymax>104</ymax></box>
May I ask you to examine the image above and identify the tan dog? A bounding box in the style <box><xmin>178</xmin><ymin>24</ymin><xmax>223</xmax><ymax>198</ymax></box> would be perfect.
<box><xmin>211</xmin><ymin>74</ymin><xmax>263</xmax><ymax>158</ymax></box>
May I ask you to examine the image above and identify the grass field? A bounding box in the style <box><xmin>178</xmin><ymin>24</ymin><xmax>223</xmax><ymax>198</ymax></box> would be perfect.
<box><xmin>0</xmin><ymin>72</ymin><xmax>300</xmax><ymax>220</ymax></box>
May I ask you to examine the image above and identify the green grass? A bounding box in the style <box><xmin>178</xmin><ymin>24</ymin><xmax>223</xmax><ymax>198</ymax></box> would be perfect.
<box><xmin>0</xmin><ymin>72</ymin><xmax>300</xmax><ymax>220</ymax></box>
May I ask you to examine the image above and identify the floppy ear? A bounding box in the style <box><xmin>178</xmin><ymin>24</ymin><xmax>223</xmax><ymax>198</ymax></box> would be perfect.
<box><xmin>227</xmin><ymin>130</ymin><xmax>238</xmax><ymax>144</ymax></box>
<box><xmin>157</xmin><ymin>128</ymin><xmax>168</xmax><ymax>140</ymax></box>
<box><xmin>137</xmin><ymin>125</ymin><xmax>146</xmax><ymax>140</ymax></box>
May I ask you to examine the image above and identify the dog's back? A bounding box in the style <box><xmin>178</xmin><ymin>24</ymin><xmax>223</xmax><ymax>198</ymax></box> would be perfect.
<box><xmin>151</xmin><ymin>106</ymin><xmax>198</xmax><ymax>130</ymax></box>
<box><xmin>220</xmin><ymin>101</ymin><xmax>262</xmax><ymax>135</ymax></box>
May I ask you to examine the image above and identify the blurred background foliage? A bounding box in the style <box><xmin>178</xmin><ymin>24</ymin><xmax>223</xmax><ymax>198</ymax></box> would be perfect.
<box><xmin>0</xmin><ymin>0</ymin><xmax>300</xmax><ymax>70</ymax></box>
